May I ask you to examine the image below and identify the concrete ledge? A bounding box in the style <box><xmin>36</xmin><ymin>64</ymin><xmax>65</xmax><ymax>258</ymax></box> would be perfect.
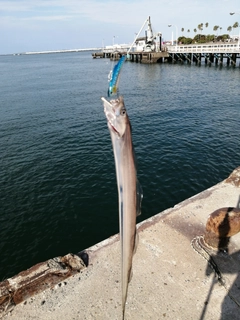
<box><xmin>1</xmin><ymin>168</ymin><xmax>240</xmax><ymax>319</ymax></box>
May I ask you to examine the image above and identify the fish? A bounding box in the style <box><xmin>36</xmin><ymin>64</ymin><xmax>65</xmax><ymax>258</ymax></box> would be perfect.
<box><xmin>101</xmin><ymin>96</ymin><xmax>142</xmax><ymax>319</ymax></box>
<box><xmin>108</xmin><ymin>55</ymin><xmax>126</xmax><ymax>97</ymax></box>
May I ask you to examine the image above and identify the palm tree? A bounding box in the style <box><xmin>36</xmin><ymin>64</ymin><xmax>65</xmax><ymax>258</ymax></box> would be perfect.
<box><xmin>205</xmin><ymin>22</ymin><xmax>209</xmax><ymax>29</ymax></box>
<box><xmin>232</xmin><ymin>22</ymin><xmax>239</xmax><ymax>41</ymax></box>
<box><xmin>181</xmin><ymin>27</ymin><xmax>184</xmax><ymax>35</ymax></box>
<box><xmin>227</xmin><ymin>25</ymin><xmax>232</xmax><ymax>37</ymax></box>
<box><xmin>194</xmin><ymin>28</ymin><xmax>197</xmax><ymax>40</ymax></box>
<box><xmin>213</xmin><ymin>25</ymin><xmax>219</xmax><ymax>35</ymax></box>
<box><xmin>233</xmin><ymin>22</ymin><xmax>239</xmax><ymax>34</ymax></box>
<box><xmin>198</xmin><ymin>23</ymin><xmax>203</xmax><ymax>33</ymax></box>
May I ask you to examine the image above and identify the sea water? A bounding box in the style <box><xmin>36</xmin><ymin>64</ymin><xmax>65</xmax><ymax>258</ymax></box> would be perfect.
<box><xmin>0</xmin><ymin>52</ymin><xmax>239</xmax><ymax>279</ymax></box>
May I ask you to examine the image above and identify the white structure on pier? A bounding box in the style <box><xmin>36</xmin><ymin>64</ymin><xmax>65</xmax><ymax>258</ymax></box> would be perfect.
<box><xmin>166</xmin><ymin>42</ymin><xmax>240</xmax><ymax>54</ymax></box>
<box><xmin>134</xmin><ymin>16</ymin><xmax>162</xmax><ymax>52</ymax></box>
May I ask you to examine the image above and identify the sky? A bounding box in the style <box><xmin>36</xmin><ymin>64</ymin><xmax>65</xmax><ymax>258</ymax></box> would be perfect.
<box><xmin>0</xmin><ymin>0</ymin><xmax>240</xmax><ymax>54</ymax></box>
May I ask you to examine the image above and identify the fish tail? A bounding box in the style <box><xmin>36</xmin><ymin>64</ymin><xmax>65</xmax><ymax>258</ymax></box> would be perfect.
<box><xmin>122</xmin><ymin>304</ymin><xmax>126</xmax><ymax>320</ymax></box>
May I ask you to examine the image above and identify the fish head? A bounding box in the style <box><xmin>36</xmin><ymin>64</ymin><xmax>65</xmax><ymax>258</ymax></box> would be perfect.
<box><xmin>101</xmin><ymin>96</ymin><xmax>128</xmax><ymax>137</ymax></box>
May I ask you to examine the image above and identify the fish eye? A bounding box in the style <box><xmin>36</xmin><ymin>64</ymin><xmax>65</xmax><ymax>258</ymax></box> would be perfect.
<box><xmin>121</xmin><ymin>108</ymin><xmax>126</xmax><ymax>115</ymax></box>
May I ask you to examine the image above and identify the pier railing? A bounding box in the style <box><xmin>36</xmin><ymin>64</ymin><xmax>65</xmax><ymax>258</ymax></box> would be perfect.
<box><xmin>167</xmin><ymin>42</ymin><xmax>240</xmax><ymax>54</ymax></box>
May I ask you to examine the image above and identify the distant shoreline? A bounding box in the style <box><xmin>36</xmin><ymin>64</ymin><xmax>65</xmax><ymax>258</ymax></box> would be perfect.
<box><xmin>0</xmin><ymin>48</ymin><xmax>102</xmax><ymax>56</ymax></box>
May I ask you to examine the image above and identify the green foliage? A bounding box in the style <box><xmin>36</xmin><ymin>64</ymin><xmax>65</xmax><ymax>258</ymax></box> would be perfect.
<box><xmin>175</xmin><ymin>21</ymin><xmax>232</xmax><ymax>45</ymax></box>
<box><xmin>205</xmin><ymin>34</ymin><xmax>215</xmax><ymax>42</ymax></box>
<box><xmin>197</xmin><ymin>23</ymin><xmax>203</xmax><ymax>32</ymax></box>
<box><xmin>190</xmin><ymin>33</ymin><xmax>228</xmax><ymax>43</ymax></box>
<box><xmin>233</xmin><ymin>22</ymin><xmax>239</xmax><ymax>29</ymax></box>
<box><xmin>184</xmin><ymin>37</ymin><xmax>193</xmax><ymax>44</ymax></box>
<box><xmin>193</xmin><ymin>34</ymin><xmax>205</xmax><ymax>41</ymax></box>
<box><xmin>220</xmin><ymin>34</ymin><xmax>230</xmax><ymax>40</ymax></box>
<box><xmin>178</xmin><ymin>36</ymin><xmax>192</xmax><ymax>44</ymax></box>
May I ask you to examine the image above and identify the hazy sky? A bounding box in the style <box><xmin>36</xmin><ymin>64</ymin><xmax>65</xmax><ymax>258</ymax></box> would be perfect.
<box><xmin>1</xmin><ymin>0</ymin><xmax>239</xmax><ymax>54</ymax></box>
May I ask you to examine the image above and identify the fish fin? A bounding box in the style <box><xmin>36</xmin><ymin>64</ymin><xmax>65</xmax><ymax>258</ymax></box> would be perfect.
<box><xmin>136</xmin><ymin>180</ymin><xmax>143</xmax><ymax>216</ymax></box>
<box><xmin>129</xmin><ymin>268</ymin><xmax>133</xmax><ymax>283</ymax></box>
<box><xmin>133</xmin><ymin>231</ymin><xmax>139</xmax><ymax>254</ymax></box>
<box><xmin>128</xmin><ymin>231</ymin><xmax>139</xmax><ymax>284</ymax></box>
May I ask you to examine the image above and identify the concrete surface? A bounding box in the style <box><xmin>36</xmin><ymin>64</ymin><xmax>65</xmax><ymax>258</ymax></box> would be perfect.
<box><xmin>1</xmin><ymin>168</ymin><xmax>240</xmax><ymax>320</ymax></box>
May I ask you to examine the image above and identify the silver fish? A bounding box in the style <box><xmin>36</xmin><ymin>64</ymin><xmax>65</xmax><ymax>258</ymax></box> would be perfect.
<box><xmin>101</xmin><ymin>96</ymin><xmax>142</xmax><ymax>319</ymax></box>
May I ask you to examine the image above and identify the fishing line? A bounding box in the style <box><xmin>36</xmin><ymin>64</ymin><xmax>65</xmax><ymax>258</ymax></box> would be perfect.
<box><xmin>107</xmin><ymin>16</ymin><xmax>151</xmax><ymax>98</ymax></box>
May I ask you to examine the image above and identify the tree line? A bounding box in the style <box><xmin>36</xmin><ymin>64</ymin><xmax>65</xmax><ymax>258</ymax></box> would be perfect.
<box><xmin>178</xmin><ymin>22</ymin><xmax>239</xmax><ymax>44</ymax></box>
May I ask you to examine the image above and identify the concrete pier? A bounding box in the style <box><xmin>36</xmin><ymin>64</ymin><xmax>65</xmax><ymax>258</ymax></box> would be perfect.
<box><xmin>1</xmin><ymin>167</ymin><xmax>240</xmax><ymax>319</ymax></box>
<box><xmin>127</xmin><ymin>51</ymin><xmax>169</xmax><ymax>63</ymax></box>
<box><xmin>93</xmin><ymin>42</ymin><xmax>240</xmax><ymax>66</ymax></box>
<box><xmin>167</xmin><ymin>42</ymin><xmax>240</xmax><ymax>67</ymax></box>
<box><xmin>92</xmin><ymin>50</ymin><xmax>169</xmax><ymax>63</ymax></box>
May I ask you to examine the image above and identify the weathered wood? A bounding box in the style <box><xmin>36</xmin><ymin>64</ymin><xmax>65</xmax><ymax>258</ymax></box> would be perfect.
<box><xmin>92</xmin><ymin>52</ymin><xmax>104</xmax><ymax>58</ymax></box>
<box><xmin>0</xmin><ymin>253</ymin><xmax>86</xmax><ymax>315</ymax></box>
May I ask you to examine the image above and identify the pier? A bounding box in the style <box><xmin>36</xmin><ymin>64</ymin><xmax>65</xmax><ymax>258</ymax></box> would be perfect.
<box><xmin>92</xmin><ymin>41</ymin><xmax>240</xmax><ymax>67</ymax></box>
<box><xmin>92</xmin><ymin>48</ymin><xmax>169</xmax><ymax>63</ymax></box>
<box><xmin>1</xmin><ymin>167</ymin><xmax>240</xmax><ymax>319</ymax></box>
<box><xmin>127</xmin><ymin>50</ymin><xmax>169</xmax><ymax>63</ymax></box>
<box><xmin>167</xmin><ymin>42</ymin><xmax>240</xmax><ymax>66</ymax></box>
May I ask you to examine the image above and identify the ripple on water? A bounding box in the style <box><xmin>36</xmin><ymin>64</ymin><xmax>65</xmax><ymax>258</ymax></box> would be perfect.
<box><xmin>0</xmin><ymin>53</ymin><xmax>240</xmax><ymax>278</ymax></box>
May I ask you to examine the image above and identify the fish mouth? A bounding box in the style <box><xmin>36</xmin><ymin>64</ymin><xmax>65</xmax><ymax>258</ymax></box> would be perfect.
<box><xmin>109</xmin><ymin>122</ymin><xmax>120</xmax><ymax>136</ymax></box>
<box><xmin>107</xmin><ymin>111</ymin><xmax>120</xmax><ymax>136</ymax></box>
<box><xmin>101</xmin><ymin>97</ymin><xmax>120</xmax><ymax>136</ymax></box>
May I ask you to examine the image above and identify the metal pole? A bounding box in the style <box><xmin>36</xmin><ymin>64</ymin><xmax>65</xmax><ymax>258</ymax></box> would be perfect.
<box><xmin>127</xmin><ymin>16</ymin><xmax>149</xmax><ymax>54</ymax></box>
<box><xmin>168</xmin><ymin>24</ymin><xmax>178</xmax><ymax>47</ymax></box>
<box><xmin>175</xmin><ymin>25</ymin><xmax>178</xmax><ymax>49</ymax></box>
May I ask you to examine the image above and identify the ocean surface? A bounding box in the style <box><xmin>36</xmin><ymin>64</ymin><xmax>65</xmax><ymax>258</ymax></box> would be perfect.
<box><xmin>0</xmin><ymin>52</ymin><xmax>240</xmax><ymax>279</ymax></box>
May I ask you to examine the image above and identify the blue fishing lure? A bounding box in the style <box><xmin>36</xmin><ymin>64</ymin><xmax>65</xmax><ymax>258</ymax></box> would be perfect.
<box><xmin>108</xmin><ymin>55</ymin><xmax>126</xmax><ymax>97</ymax></box>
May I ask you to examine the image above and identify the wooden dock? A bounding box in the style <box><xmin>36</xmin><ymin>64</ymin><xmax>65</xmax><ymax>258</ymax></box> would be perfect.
<box><xmin>92</xmin><ymin>50</ymin><xmax>169</xmax><ymax>63</ymax></box>
<box><xmin>167</xmin><ymin>42</ymin><xmax>240</xmax><ymax>66</ymax></box>
<box><xmin>92</xmin><ymin>52</ymin><xmax>104</xmax><ymax>59</ymax></box>
<box><xmin>127</xmin><ymin>51</ymin><xmax>169</xmax><ymax>63</ymax></box>
<box><xmin>92</xmin><ymin>41</ymin><xmax>240</xmax><ymax>66</ymax></box>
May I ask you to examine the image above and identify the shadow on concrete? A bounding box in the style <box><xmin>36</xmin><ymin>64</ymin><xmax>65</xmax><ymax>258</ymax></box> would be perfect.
<box><xmin>77</xmin><ymin>250</ymin><xmax>89</xmax><ymax>267</ymax></box>
<box><xmin>220</xmin><ymin>249</ymin><xmax>240</xmax><ymax>320</ymax></box>
<box><xmin>236</xmin><ymin>195</ymin><xmax>240</xmax><ymax>209</ymax></box>
<box><xmin>200</xmin><ymin>208</ymin><xmax>240</xmax><ymax>320</ymax></box>
<box><xmin>162</xmin><ymin>206</ymin><xmax>240</xmax><ymax>319</ymax></box>
<box><xmin>201</xmin><ymin>249</ymin><xmax>240</xmax><ymax>320</ymax></box>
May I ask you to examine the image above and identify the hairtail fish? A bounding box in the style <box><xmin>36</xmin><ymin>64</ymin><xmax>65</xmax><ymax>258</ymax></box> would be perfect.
<box><xmin>108</xmin><ymin>55</ymin><xmax>126</xmax><ymax>97</ymax></box>
<box><xmin>101</xmin><ymin>96</ymin><xmax>143</xmax><ymax>319</ymax></box>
